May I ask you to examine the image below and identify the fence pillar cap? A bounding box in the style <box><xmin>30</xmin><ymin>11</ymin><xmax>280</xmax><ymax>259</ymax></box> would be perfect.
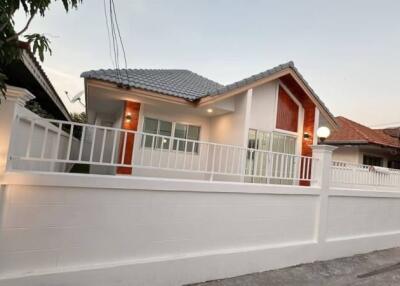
<box><xmin>311</xmin><ymin>144</ymin><xmax>337</xmax><ymax>152</ymax></box>
<box><xmin>5</xmin><ymin>85</ymin><xmax>35</xmax><ymax>107</ymax></box>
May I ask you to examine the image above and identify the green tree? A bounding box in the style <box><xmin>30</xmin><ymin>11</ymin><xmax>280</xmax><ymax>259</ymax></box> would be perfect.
<box><xmin>70</xmin><ymin>111</ymin><xmax>87</xmax><ymax>123</ymax></box>
<box><xmin>0</xmin><ymin>0</ymin><xmax>82</xmax><ymax>100</ymax></box>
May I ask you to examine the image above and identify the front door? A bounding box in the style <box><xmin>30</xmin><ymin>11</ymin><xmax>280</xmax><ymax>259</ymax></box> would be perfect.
<box><xmin>117</xmin><ymin>101</ymin><xmax>141</xmax><ymax>174</ymax></box>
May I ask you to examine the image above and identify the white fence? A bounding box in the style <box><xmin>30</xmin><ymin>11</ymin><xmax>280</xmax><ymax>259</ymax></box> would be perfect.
<box><xmin>8</xmin><ymin>110</ymin><xmax>80</xmax><ymax>172</ymax></box>
<box><xmin>332</xmin><ymin>160</ymin><xmax>400</xmax><ymax>189</ymax></box>
<box><xmin>9</xmin><ymin>115</ymin><xmax>315</xmax><ymax>184</ymax></box>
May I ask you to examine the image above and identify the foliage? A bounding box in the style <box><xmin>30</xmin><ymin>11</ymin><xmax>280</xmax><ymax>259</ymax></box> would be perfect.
<box><xmin>70</xmin><ymin>111</ymin><xmax>87</xmax><ymax>138</ymax></box>
<box><xmin>0</xmin><ymin>0</ymin><xmax>82</xmax><ymax>101</ymax></box>
<box><xmin>25</xmin><ymin>99</ymin><xmax>55</xmax><ymax>119</ymax></box>
<box><xmin>70</xmin><ymin>111</ymin><xmax>87</xmax><ymax>123</ymax></box>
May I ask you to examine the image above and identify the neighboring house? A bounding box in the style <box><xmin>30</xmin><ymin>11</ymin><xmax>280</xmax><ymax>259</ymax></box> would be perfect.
<box><xmin>3</xmin><ymin>42</ymin><xmax>71</xmax><ymax>121</ymax></box>
<box><xmin>81</xmin><ymin>61</ymin><xmax>337</xmax><ymax>178</ymax></box>
<box><xmin>326</xmin><ymin>116</ymin><xmax>400</xmax><ymax>169</ymax></box>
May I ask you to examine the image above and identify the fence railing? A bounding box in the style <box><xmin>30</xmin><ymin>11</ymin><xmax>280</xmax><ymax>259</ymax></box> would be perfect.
<box><xmin>331</xmin><ymin>161</ymin><xmax>400</xmax><ymax>188</ymax></box>
<box><xmin>9</xmin><ymin>115</ymin><xmax>315</xmax><ymax>184</ymax></box>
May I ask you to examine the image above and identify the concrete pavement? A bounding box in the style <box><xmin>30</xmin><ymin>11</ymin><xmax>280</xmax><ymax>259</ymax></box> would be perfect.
<box><xmin>188</xmin><ymin>248</ymin><xmax>400</xmax><ymax>286</ymax></box>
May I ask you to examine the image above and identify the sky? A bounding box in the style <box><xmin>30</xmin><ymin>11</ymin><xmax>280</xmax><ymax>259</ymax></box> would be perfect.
<box><xmin>14</xmin><ymin>0</ymin><xmax>400</xmax><ymax>127</ymax></box>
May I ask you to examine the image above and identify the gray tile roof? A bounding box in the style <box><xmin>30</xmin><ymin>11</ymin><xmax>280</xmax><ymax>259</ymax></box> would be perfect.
<box><xmin>81</xmin><ymin>62</ymin><xmax>335</xmax><ymax>122</ymax></box>
<box><xmin>81</xmin><ymin>69</ymin><xmax>224</xmax><ymax>101</ymax></box>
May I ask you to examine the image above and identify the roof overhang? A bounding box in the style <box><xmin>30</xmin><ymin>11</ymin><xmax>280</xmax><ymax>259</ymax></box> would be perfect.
<box><xmin>20</xmin><ymin>49</ymin><xmax>71</xmax><ymax>121</ymax></box>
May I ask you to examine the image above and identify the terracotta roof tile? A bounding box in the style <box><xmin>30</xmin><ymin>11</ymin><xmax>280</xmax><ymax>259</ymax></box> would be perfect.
<box><xmin>326</xmin><ymin>116</ymin><xmax>400</xmax><ymax>149</ymax></box>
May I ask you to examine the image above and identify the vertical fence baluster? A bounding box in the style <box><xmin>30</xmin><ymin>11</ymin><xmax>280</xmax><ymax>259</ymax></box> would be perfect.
<box><xmin>89</xmin><ymin>127</ymin><xmax>97</xmax><ymax>163</ymax></box>
<box><xmin>197</xmin><ymin>142</ymin><xmax>202</xmax><ymax>171</ymax></box>
<box><xmin>99</xmin><ymin>128</ymin><xmax>107</xmax><ymax>163</ymax></box>
<box><xmin>210</xmin><ymin>144</ymin><xmax>216</xmax><ymax>181</ymax></box>
<box><xmin>40</xmin><ymin>127</ymin><xmax>48</xmax><ymax>159</ymax></box>
<box><xmin>54</xmin><ymin>122</ymin><xmax>63</xmax><ymax>161</ymax></box>
<box><xmin>140</xmin><ymin>134</ymin><xmax>146</xmax><ymax>166</ymax></box>
<box><xmin>167</xmin><ymin>136</ymin><xmax>172</xmax><ymax>169</ymax></box>
<box><xmin>182</xmin><ymin>140</ymin><xmax>188</xmax><ymax>169</ymax></box>
<box><xmin>158</xmin><ymin>135</ymin><xmax>164</xmax><ymax>168</ymax></box>
<box><xmin>218</xmin><ymin>145</ymin><xmax>222</xmax><ymax>174</ymax></box>
<box><xmin>66</xmin><ymin>124</ymin><xmax>74</xmax><ymax>161</ymax></box>
<box><xmin>204</xmin><ymin>143</ymin><xmax>210</xmax><ymax>172</ymax></box>
<box><xmin>190</xmin><ymin>140</ymin><xmax>195</xmax><ymax>171</ymax></box>
<box><xmin>78</xmin><ymin>126</ymin><xmax>86</xmax><ymax>161</ymax></box>
<box><xmin>25</xmin><ymin>119</ymin><xmax>36</xmax><ymax>157</ymax></box>
<box><xmin>150</xmin><ymin>135</ymin><xmax>152</xmax><ymax>167</ymax></box>
<box><xmin>110</xmin><ymin>128</ymin><xmax>117</xmax><ymax>164</ymax></box>
<box><xmin>174</xmin><ymin>138</ymin><xmax>179</xmax><ymax>169</ymax></box>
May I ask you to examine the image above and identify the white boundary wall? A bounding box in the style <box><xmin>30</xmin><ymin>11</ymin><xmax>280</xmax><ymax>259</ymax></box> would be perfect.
<box><xmin>1</xmin><ymin>171</ymin><xmax>400</xmax><ymax>286</ymax></box>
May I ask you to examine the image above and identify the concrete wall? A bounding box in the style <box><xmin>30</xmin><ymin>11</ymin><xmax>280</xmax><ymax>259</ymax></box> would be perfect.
<box><xmin>1</xmin><ymin>171</ymin><xmax>400</xmax><ymax>286</ymax></box>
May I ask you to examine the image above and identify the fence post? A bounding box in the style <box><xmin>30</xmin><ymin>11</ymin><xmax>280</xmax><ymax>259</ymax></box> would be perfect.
<box><xmin>0</xmin><ymin>86</ymin><xmax>35</xmax><ymax>176</ymax></box>
<box><xmin>311</xmin><ymin>144</ymin><xmax>336</xmax><ymax>245</ymax></box>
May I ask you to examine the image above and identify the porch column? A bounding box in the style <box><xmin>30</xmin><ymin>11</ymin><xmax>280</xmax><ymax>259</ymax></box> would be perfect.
<box><xmin>0</xmin><ymin>86</ymin><xmax>35</xmax><ymax>175</ymax></box>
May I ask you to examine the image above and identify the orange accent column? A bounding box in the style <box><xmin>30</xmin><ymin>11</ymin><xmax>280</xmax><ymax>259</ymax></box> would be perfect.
<box><xmin>117</xmin><ymin>101</ymin><xmax>141</xmax><ymax>175</ymax></box>
<box><xmin>300</xmin><ymin>105</ymin><xmax>315</xmax><ymax>186</ymax></box>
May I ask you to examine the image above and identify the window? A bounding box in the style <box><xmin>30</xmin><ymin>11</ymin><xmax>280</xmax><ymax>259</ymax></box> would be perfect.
<box><xmin>248</xmin><ymin>129</ymin><xmax>296</xmax><ymax>154</ymax></box>
<box><xmin>143</xmin><ymin>118</ymin><xmax>172</xmax><ymax>148</ymax></box>
<box><xmin>388</xmin><ymin>160</ymin><xmax>400</xmax><ymax>170</ymax></box>
<box><xmin>142</xmin><ymin>117</ymin><xmax>200</xmax><ymax>152</ymax></box>
<box><xmin>363</xmin><ymin>155</ymin><xmax>383</xmax><ymax>167</ymax></box>
<box><xmin>173</xmin><ymin>123</ymin><xmax>200</xmax><ymax>152</ymax></box>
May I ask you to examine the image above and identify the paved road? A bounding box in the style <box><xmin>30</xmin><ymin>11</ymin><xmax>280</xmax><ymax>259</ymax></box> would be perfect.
<box><xmin>189</xmin><ymin>248</ymin><xmax>400</xmax><ymax>286</ymax></box>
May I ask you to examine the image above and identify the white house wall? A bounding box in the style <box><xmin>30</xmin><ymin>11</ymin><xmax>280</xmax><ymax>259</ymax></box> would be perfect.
<box><xmin>332</xmin><ymin>146</ymin><xmax>361</xmax><ymax>164</ymax></box>
<box><xmin>248</xmin><ymin>81</ymin><xmax>278</xmax><ymax>132</ymax></box>
<box><xmin>209</xmin><ymin>92</ymin><xmax>249</xmax><ymax>146</ymax></box>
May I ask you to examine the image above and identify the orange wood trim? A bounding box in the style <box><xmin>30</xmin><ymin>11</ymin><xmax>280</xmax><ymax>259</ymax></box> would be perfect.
<box><xmin>300</xmin><ymin>105</ymin><xmax>315</xmax><ymax>186</ymax></box>
<box><xmin>276</xmin><ymin>85</ymin><xmax>299</xmax><ymax>132</ymax></box>
<box><xmin>117</xmin><ymin>101</ymin><xmax>141</xmax><ymax>175</ymax></box>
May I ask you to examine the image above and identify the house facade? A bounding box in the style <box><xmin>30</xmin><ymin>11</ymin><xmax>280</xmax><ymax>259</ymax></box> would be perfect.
<box><xmin>326</xmin><ymin>116</ymin><xmax>400</xmax><ymax>169</ymax></box>
<box><xmin>81</xmin><ymin>62</ymin><xmax>336</xmax><ymax>179</ymax></box>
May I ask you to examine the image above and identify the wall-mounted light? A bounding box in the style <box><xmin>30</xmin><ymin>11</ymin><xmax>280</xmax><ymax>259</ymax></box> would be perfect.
<box><xmin>125</xmin><ymin>112</ymin><xmax>132</xmax><ymax>123</ymax></box>
<box><xmin>207</xmin><ymin>108</ymin><xmax>213</xmax><ymax>113</ymax></box>
<box><xmin>317</xmin><ymin>126</ymin><xmax>331</xmax><ymax>143</ymax></box>
<box><xmin>303</xmin><ymin>132</ymin><xmax>311</xmax><ymax>140</ymax></box>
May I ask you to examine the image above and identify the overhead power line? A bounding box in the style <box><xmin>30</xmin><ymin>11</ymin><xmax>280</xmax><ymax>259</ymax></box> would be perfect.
<box><xmin>103</xmin><ymin>0</ymin><xmax>129</xmax><ymax>85</ymax></box>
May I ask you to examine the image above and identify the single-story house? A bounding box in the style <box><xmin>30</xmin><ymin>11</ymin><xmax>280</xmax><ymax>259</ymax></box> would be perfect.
<box><xmin>326</xmin><ymin>116</ymin><xmax>400</xmax><ymax>169</ymax></box>
<box><xmin>81</xmin><ymin>61</ymin><xmax>337</xmax><ymax>180</ymax></box>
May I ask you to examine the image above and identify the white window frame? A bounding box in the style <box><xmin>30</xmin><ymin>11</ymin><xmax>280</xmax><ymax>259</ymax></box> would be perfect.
<box><xmin>141</xmin><ymin>117</ymin><xmax>201</xmax><ymax>153</ymax></box>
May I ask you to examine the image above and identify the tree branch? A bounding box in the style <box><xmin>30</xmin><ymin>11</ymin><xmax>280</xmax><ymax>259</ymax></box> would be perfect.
<box><xmin>0</xmin><ymin>21</ymin><xmax>10</xmax><ymax>32</ymax></box>
<box><xmin>5</xmin><ymin>11</ymin><xmax>36</xmax><ymax>43</ymax></box>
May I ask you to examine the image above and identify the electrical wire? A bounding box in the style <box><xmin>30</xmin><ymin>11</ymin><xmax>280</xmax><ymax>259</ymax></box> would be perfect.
<box><xmin>103</xmin><ymin>0</ymin><xmax>129</xmax><ymax>85</ymax></box>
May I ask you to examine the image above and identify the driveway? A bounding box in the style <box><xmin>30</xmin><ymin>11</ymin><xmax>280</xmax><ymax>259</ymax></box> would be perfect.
<box><xmin>189</xmin><ymin>248</ymin><xmax>400</xmax><ymax>286</ymax></box>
